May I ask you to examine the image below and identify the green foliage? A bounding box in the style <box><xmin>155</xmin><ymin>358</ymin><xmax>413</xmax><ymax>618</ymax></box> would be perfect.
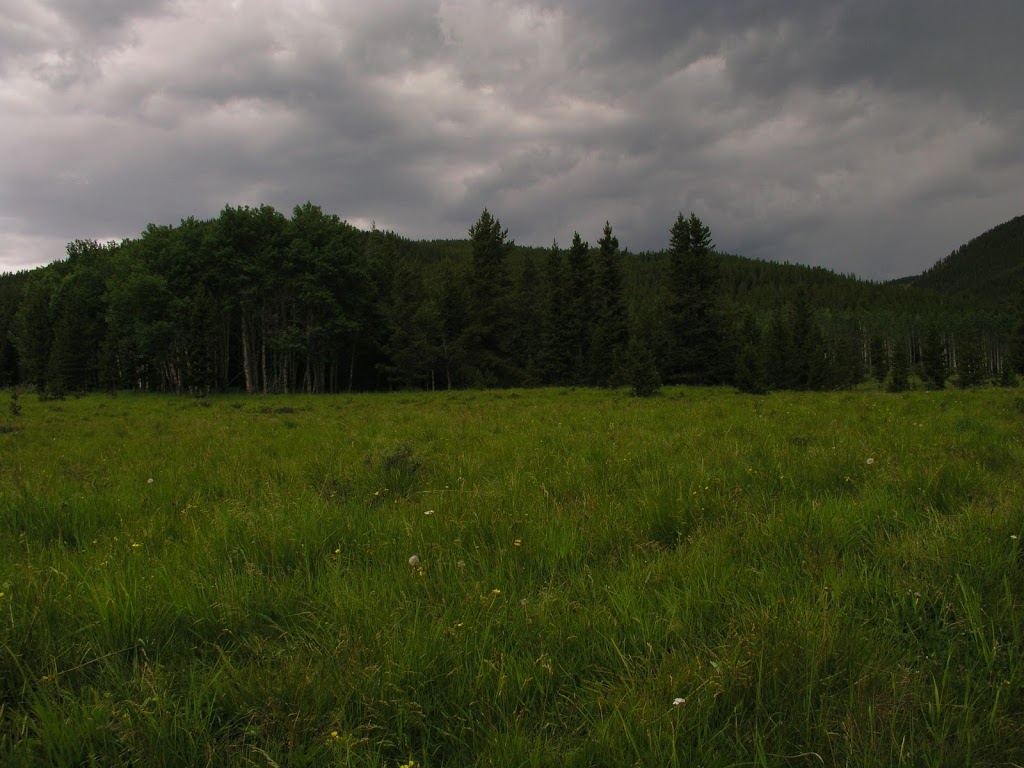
<box><xmin>869</xmin><ymin>332</ymin><xmax>889</xmax><ymax>383</ymax></box>
<box><xmin>626</xmin><ymin>336</ymin><xmax>661</xmax><ymax>397</ymax></box>
<box><xmin>534</xmin><ymin>242</ymin><xmax>575</xmax><ymax>386</ymax></box>
<box><xmin>7</xmin><ymin>389</ymin><xmax>21</xmax><ymax>418</ymax></box>
<box><xmin>888</xmin><ymin>339</ymin><xmax>911</xmax><ymax>392</ymax></box>
<box><xmin>1</xmin><ymin>205</ymin><xmax>1020</xmax><ymax>398</ymax></box>
<box><xmin>921</xmin><ymin>324</ymin><xmax>949</xmax><ymax>389</ymax></box>
<box><xmin>565</xmin><ymin>231</ymin><xmax>593</xmax><ymax>377</ymax></box>
<box><xmin>909</xmin><ymin>214</ymin><xmax>1024</xmax><ymax>306</ymax></box>
<box><xmin>662</xmin><ymin>213</ymin><xmax>727</xmax><ymax>385</ymax></box>
<box><xmin>462</xmin><ymin>209</ymin><xmax>516</xmax><ymax>387</ymax></box>
<box><xmin>1009</xmin><ymin>283</ymin><xmax>1024</xmax><ymax>375</ymax></box>
<box><xmin>790</xmin><ymin>286</ymin><xmax>828</xmax><ymax>390</ymax></box>
<box><xmin>956</xmin><ymin>334</ymin><xmax>987</xmax><ymax>388</ymax></box>
<box><xmin>589</xmin><ymin>222</ymin><xmax>629</xmax><ymax>386</ymax></box>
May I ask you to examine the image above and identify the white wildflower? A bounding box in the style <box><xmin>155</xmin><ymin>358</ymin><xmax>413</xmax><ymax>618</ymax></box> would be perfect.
<box><xmin>408</xmin><ymin>555</ymin><xmax>420</xmax><ymax>567</ymax></box>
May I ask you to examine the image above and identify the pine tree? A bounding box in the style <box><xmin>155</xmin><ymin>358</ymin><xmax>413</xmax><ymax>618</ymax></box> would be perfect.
<box><xmin>437</xmin><ymin>261</ymin><xmax>468</xmax><ymax>390</ymax></box>
<box><xmin>589</xmin><ymin>222</ymin><xmax>629</xmax><ymax>386</ymax></box>
<box><xmin>956</xmin><ymin>333</ymin><xmax>986</xmax><ymax>388</ymax></box>
<box><xmin>565</xmin><ymin>232</ymin><xmax>593</xmax><ymax>384</ymax></box>
<box><xmin>626</xmin><ymin>335</ymin><xmax>661</xmax><ymax>397</ymax></box>
<box><xmin>510</xmin><ymin>256</ymin><xmax>543</xmax><ymax>385</ymax></box>
<box><xmin>869</xmin><ymin>332</ymin><xmax>889</xmax><ymax>384</ymax></box>
<box><xmin>790</xmin><ymin>287</ymin><xmax>827</xmax><ymax>390</ymax></box>
<box><xmin>734</xmin><ymin>312</ymin><xmax>768</xmax><ymax>394</ymax></box>
<box><xmin>462</xmin><ymin>209</ymin><xmax>515</xmax><ymax>387</ymax></box>
<box><xmin>384</xmin><ymin>258</ymin><xmax>441</xmax><ymax>389</ymax></box>
<box><xmin>535</xmin><ymin>242</ymin><xmax>575</xmax><ymax>386</ymax></box>
<box><xmin>921</xmin><ymin>323</ymin><xmax>948</xmax><ymax>389</ymax></box>
<box><xmin>887</xmin><ymin>338</ymin><xmax>910</xmax><ymax>393</ymax></box>
<box><xmin>663</xmin><ymin>213</ymin><xmax>724</xmax><ymax>384</ymax></box>
<box><xmin>765</xmin><ymin>308</ymin><xmax>796</xmax><ymax>390</ymax></box>
<box><xmin>1009</xmin><ymin>283</ymin><xmax>1024</xmax><ymax>376</ymax></box>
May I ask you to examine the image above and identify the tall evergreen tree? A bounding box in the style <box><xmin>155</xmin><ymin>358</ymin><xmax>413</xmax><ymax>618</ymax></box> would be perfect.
<box><xmin>765</xmin><ymin>307</ymin><xmax>796</xmax><ymax>390</ymax></box>
<box><xmin>589</xmin><ymin>221</ymin><xmax>630</xmax><ymax>386</ymax></box>
<box><xmin>626</xmin><ymin>335</ymin><xmax>661</xmax><ymax>397</ymax></box>
<box><xmin>1009</xmin><ymin>283</ymin><xmax>1024</xmax><ymax>376</ymax></box>
<box><xmin>921</xmin><ymin>323</ymin><xmax>948</xmax><ymax>389</ymax></box>
<box><xmin>791</xmin><ymin>286</ymin><xmax>828</xmax><ymax>390</ymax></box>
<box><xmin>663</xmin><ymin>212</ymin><xmax>725</xmax><ymax>384</ymax></box>
<box><xmin>828</xmin><ymin>324</ymin><xmax>863</xmax><ymax>389</ymax></box>
<box><xmin>535</xmin><ymin>242</ymin><xmax>575</xmax><ymax>386</ymax></box>
<box><xmin>734</xmin><ymin>311</ymin><xmax>768</xmax><ymax>394</ymax></box>
<box><xmin>384</xmin><ymin>257</ymin><xmax>442</xmax><ymax>389</ymax></box>
<box><xmin>437</xmin><ymin>260</ymin><xmax>469</xmax><ymax>390</ymax></box>
<box><xmin>508</xmin><ymin>257</ymin><xmax>543</xmax><ymax>385</ymax></box>
<box><xmin>887</xmin><ymin>338</ymin><xmax>911</xmax><ymax>393</ymax></box>
<box><xmin>462</xmin><ymin>209</ymin><xmax>515</xmax><ymax>387</ymax></box>
<box><xmin>565</xmin><ymin>232</ymin><xmax>593</xmax><ymax>384</ymax></box>
<box><xmin>956</xmin><ymin>332</ymin><xmax>986</xmax><ymax>388</ymax></box>
<box><xmin>869</xmin><ymin>332</ymin><xmax>889</xmax><ymax>384</ymax></box>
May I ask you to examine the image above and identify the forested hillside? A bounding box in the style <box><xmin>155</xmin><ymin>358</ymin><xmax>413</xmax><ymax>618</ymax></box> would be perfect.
<box><xmin>0</xmin><ymin>204</ymin><xmax>1021</xmax><ymax>394</ymax></box>
<box><xmin>901</xmin><ymin>214</ymin><xmax>1024</xmax><ymax>305</ymax></box>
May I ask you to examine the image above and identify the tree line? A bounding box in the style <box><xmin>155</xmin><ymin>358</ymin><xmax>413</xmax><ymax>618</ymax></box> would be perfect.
<box><xmin>0</xmin><ymin>203</ymin><xmax>1021</xmax><ymax>396</ymax></box>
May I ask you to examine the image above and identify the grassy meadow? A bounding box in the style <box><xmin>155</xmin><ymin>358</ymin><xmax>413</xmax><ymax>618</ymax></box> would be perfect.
<box><xmin>1</xmin><ymin>386</ymin><xmax>1023</xmax><ymax>767</ymax></box>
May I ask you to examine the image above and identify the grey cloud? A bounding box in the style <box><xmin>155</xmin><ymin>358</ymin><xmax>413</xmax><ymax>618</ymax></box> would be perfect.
<box><xmin>1</xmin><ymin>0</ymin><xmax>1022</xmax><ymax>279</ymax></box>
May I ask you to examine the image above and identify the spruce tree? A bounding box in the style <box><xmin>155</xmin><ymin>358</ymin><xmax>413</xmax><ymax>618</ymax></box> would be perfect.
<box><xmin>663</xmin><ymin>213</ymin><xmax>724</xmax><ymax>384</ymax></box>
<box><xmin>589</xmin><ymin>221</ymin><xmax>629</xmax><ymax>386</ymax></box>
<box><xmin>384</xmin><ymin>258</ymin><xmax>441</xmax><ymax>389</ymax></box>
<box><xmin>887</xmin><ymin>338</ymin><xmax>910</xmax><ymax>392</ymax></box>
<box><xmin>565</xmin><ymin>232</ymin><xmax>593</xmax><ymax>385</ymax></box>
<box><xmin>790</xmin><ymin>287</ymin><xmax>827</xmax><ymax>390</ymax></box>
<box><xmin>1009</xmin><ymin>283</ymin><xmax>1024</xmax><ymax>376</ymax></box>
<box><xmin>765</xmin><ymin>308</ymin><xmax>796</xmax><ymax>390</ymax></box>
<box><xmin>462</xmin><ymin>209</ymin><xmax>515</xmax><ymax>387</ymax></box>
<box><xmin>626</xmin><ymin>335</ymin><xmax>661</xmax><ymax>397</ymax></box>
<box><xmin>921</xmin><ymin>324</ymin><xmax>948</xmax><ymax>389</ymax></box>
<box><xmin>536</xmin><ymin>242</ymin><xmax>575</xmax><ymax>385</ymax></box>
<box><xmin>734</xmin><ymin>312</ymin><xmax>768</xmax><ymax>394</ymax></box>
<box><xmin>869</xmin><ymin>333</ymin><xmax>889</xmax><ymax>384</ymax></box>
<box><xmin>510</xmin><ymin>257</ymin><xmax>543</xmax><ymax>385</ymax></box>
<box><xmin>956</xmin><ymin>333</ymin><xmax>986</xmax><ymax>388</ymax></box>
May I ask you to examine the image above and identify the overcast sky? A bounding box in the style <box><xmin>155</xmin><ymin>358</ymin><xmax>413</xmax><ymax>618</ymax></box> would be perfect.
<box><xmin>2</xmin><ymin>1</ymin><xmax>1022</xmax><ymax>279</ymax></box>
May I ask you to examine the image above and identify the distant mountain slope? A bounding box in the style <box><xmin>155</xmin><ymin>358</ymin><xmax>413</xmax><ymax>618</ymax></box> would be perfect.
<box><xmin>901</xmin><ymin>214</ymin><xmax>1024</xmax><ymax>304</ymax></box>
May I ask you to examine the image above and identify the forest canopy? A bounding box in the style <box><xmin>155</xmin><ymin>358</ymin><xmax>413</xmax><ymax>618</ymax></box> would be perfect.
<box><xmin>0</xmin><ymin>205</ymin><xmax>1020</xmax><ymax>395</ymax></box>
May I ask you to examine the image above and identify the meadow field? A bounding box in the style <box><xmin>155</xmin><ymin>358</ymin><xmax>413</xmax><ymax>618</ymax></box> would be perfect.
<box><xmin>0</xmin><ymin>387</ymin><xmax>1022</xmax><ymax>767</ymax></box>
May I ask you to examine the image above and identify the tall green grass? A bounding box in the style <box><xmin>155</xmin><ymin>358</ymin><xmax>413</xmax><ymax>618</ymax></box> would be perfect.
<box><xmin>1</xmin><ymin>387</ymin><xmax>1022</xmax><ymax>766</ymax></box>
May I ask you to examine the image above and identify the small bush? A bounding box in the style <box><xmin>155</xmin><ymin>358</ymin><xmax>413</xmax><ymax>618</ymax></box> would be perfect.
<box><xmin>366</xmin><ymin>442</ymin><xmax>423</xmax><ymax>499</ymax></box>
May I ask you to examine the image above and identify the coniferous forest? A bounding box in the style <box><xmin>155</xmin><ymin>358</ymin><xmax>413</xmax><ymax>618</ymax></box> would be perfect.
<box><xmin>1</xmin><ymin>204</ymin><xmax>1022</xmax><ymax>396</ymax></box>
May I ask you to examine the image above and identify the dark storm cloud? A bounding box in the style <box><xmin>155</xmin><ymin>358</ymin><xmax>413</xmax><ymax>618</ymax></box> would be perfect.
<box><xmin>1</xmin><ymin>0</ymin><xmax>1022</xmax><ymax>279</ymax></box>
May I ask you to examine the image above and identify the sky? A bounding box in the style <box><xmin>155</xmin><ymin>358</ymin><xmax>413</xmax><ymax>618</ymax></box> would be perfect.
<box><xmin>1</xmin><ymin>1</ymin><xmax>1022</xmax><ymax>280</ymax></box>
